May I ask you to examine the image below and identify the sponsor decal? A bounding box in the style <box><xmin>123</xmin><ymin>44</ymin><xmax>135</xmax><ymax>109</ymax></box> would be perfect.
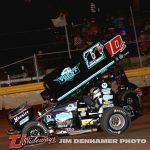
<box><xmin>54</xmin><ymin>63</ymin><xmax>80</xmax><ymax>84</ymax></box>
<box><xmin>83</xmin><ymin>42</ymin><xmax>105</xmax><ymax>69</ymax></box>
<box><xmin>104</xmin><ymin>35</ymin><xmax>126</xmax><ymax>57</ymax></box>
<box><xmin>55</xmin><ymin>112</ymin><xmax>73</xmax><ymax>122</ymax></box>
<box><xmin>101</xmin><ymin>82</ymin><xmax>108</xmax><ymax>88</ymax></box>
<box><xmin>65</xmin><ymin>103</ymin><xmax>77</xmax><ymax>112</ymax></box>
<box><xmin>14</xmin><ymin>111</ymin><xmax>29</xmax><ymax>124</ymax></box>
<box><xmin>19</xmin><ymin>116</ymin><xmax>29</xmax><ymax>126</ymax></box>
<box><xmin>45</xmin><ymin>114</ymin><xmax>55</xmax><ymax>123</ymax></box>
<box><xmin>102</xmin><ymin>103</ymin><xmax>114</xmax><ymax>108</ymax></box>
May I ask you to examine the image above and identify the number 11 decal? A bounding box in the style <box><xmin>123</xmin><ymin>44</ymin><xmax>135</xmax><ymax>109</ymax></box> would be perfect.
<box><xmin>83</xmin><ymin>42</ymin><xmax>105</xmax><ymax>69</ymax></box>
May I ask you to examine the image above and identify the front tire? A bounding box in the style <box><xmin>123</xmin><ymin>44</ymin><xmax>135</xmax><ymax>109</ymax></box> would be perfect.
<box><xmin>22</xmin><ymin>121</ymin><xmax>49</xmax><ymax>137</ymax></box>
<box><xmin>100</xmin><ymin>107</ymin><xmax>131</xmax><ymax>135</ymax></box>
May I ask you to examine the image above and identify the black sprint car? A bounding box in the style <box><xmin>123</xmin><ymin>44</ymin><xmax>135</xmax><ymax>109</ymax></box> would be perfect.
<box><xmin>7</xmin><ymin>35</ymin><xmax>142</xmax><ymax>140</ymax></box>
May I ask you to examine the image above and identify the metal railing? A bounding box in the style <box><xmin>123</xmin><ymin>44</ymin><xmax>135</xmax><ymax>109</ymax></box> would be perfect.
<box><xmin>0</xmin><ymin>9</ymin><xmax>150</xmax><ymax>87</ymax></box>
<box><xmin>0</xmin><ymin>40</ymin><xmax>149</xmax><ymax>87</ymax></box>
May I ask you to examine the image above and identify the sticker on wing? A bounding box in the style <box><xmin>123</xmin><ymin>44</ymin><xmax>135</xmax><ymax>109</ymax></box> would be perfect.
<box><xmin>83</xmin><ymin>42</ymin><xmax>105</xmax><ymax>69</ymax></box>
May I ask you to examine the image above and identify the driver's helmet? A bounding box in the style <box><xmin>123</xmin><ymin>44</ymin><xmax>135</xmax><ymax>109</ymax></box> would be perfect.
<box><xmin>89</xmin><ymin>87</ymin><xmax>101</xmax><ymax>100</ymax></box>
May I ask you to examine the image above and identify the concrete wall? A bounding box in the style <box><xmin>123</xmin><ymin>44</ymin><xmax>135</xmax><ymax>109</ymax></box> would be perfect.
<box><xmin>128</xmin><ymin>75</ymin><xmax>150</xmax><ymax>87</ymax></box>
<box><xmin>0</xmin><ymin>90</ymin><xmax>44</xmax><ymax>110</ymax></box>
<box><xmin>0</xmin><ymin>75</ymin><xmax>150</xmax><ymax>110</ymax></box>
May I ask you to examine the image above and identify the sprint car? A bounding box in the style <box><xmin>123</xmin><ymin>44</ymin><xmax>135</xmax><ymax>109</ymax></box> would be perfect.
<box><xmin>7</xmin><ymin>35</ymin><xmax>142</xmax><ymax>140</ymax></box>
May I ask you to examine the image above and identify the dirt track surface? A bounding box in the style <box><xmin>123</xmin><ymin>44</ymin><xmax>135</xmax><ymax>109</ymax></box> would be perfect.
<box><xmin>0</xmin><ymin>87</ymin><xmax>150</xmax><ymax>150</ymax></box>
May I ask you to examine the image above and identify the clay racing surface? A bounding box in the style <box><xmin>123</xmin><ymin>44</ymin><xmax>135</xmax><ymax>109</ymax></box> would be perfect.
<box><xmin>0</xmin><ymin>86</ymin><xmax>150</xmax><ymax>150</ymax></box>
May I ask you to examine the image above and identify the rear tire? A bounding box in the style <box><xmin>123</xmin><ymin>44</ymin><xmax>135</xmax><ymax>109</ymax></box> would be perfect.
<box><xmin>118</xmin><ymin>90</ymin><xmax>142</xmax><ymax>120</ymax></box>
<box><xmin>100</xmin><ymin>107</ymin><xmax>131</xmax><ymax>135</ymax></box>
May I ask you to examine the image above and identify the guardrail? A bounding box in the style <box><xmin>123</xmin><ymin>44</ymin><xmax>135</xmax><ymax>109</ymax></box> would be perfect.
<box><xmin>0</xmin><ymin>67</ymin><xmax>150</xmax><ymax>95</ymax></box>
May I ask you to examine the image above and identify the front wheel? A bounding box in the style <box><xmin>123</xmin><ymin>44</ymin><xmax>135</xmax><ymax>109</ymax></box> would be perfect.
<box><xmin>22</xmin><ymin>121</ymin><xmax>49</xmax><ymax>137</ymax></box>
<box><xmin>100</xmin><ymin>107</ymin><xmax>131</xmax><ymax>135</ymax></box>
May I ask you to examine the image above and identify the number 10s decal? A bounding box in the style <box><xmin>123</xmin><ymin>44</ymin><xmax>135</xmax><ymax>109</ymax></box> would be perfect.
<box><xmin>105</xmin><ymin>35</ymin><xmax>126</xmax><ymax>57</ymax></box>
<box><xmin>83</xmin><ymin>35</ymin><xmax>126</xmax><ymax>69</ymax></box>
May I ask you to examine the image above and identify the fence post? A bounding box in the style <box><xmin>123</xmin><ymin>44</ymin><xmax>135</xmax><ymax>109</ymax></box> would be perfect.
<box><xmin>7</xmin><ymin>74</ymin><xmax>11</xmax><ymax>86</ymax></box>
<box><xmin>64</xmin><ymin>25</ymin><xmax>72</xmax><ymax>59</ymax></box>
<box><xmin>130</xmin><ymin>5</ymin><xmax>143</xmax><ymax>67</ymax></box>
<box><xmin>33</xmin><ymin>54</ymin><xmax>40</xmax><ymax>82</ymax></box>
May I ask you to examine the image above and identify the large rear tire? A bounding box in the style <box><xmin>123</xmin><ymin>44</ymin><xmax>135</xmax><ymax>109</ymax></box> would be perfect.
<box><xmin>100</xmin><ymin>107</ymin><xmax>131</xmax><ymax>135</ymax></box>
<box><xmin>118</xmin><ymin>90</ymin><xmax>142</xmax><ymax>120</ymax></box>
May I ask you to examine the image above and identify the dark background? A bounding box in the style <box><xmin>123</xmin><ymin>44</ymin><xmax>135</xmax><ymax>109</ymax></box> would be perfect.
<box><xmin>0</xmin><ymin>0</ymin><xmax>47</xmax><ymax>66</ymax></box>
<box><xmin>0</xmin><ymin>0</ymin><xmax>149</xmax><ymax>66</ymax></box>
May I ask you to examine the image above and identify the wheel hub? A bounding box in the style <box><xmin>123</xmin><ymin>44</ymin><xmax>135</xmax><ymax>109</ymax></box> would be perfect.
<box><xmin>29</xmin><ymin>128</ymin><xmax>41</xmax><ymax>136</ymax></box>
<box><xmin>127</xmin><ymin>97</ymin><xmax>134</xmax><ymax>105</ymax></box>
<box><xmin>109</xmin><ymin>114</ymin><xmax>125</xmax><ymax>130</ymax></box>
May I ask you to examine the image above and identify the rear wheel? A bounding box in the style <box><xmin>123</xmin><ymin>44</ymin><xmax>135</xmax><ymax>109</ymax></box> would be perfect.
<box><xmin>100</xmin><ymin>107</ymin><xmax>131</xmax><ymax>135</ymax></box>
<box><xmin>118</xmin><ymin>90</ymin><xmax>142</xmax><ymax>120</ymax></box>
